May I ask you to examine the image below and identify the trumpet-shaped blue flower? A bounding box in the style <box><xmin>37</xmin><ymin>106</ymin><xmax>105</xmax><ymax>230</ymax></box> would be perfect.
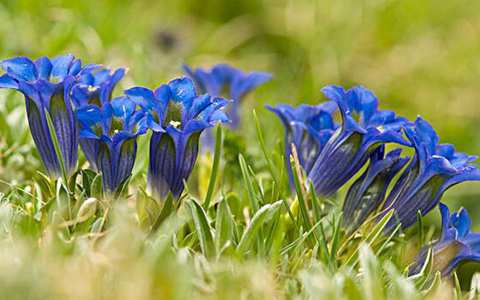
<box><xmin>266</xmin><ymin>102</ymin><xmax>338</xmax><ymax>185</ymax></box>
<box><xmin>343</xmin><ymin>146</ymin><xmax>409</xmax><ymax>233</ymax></box>
<box><xmin>71</xmin><ymin>66</ymin><xmax>125</xmax><ymax>107</ymax></box>
<box><xmin>183</xmin><ymin>64</ymin><xmax>271</xmax><ymax>128</ymax></box>
<box><xmin>125</xmin><ymin>77</ymin><xmax>230</xmax><ymax>199</ymax></box>
<box><xmin>0</xmin><ymin>54</ymin><xmax>85</xmax><ymax>177</ymax></box>
<box><xmin>409</xmin><ymin>203</ymin><xmax>480</xmax><ymax>276</ymax></box>
<box><xmin>382</xmin><ymin>117</ymin><xmax>480</xmax><ymax>230</ymax></box>
<box><xmin>71</xmin><ymin>66</ymin><xmax>126</xmax><ymax>171</ymax></box>
<box><xmin>307</xmin><ymin>85</ymin><xmax>410</xmax><ymax>197</ymax></box>
<box><xmin>76</xmin><ymin>97</ymin><xmax>148</xmax><ymax>194</ymax></box>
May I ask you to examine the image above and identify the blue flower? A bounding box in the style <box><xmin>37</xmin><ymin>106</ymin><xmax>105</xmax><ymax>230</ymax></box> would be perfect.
<box><xmin>409</xmin><ymin>203</ymin><xmax>480</xmax><ymax>276</ymax></box>
<box><xmin>381</xmin><ymin>117</ymin><xmax>480</xmax><ymax>230</ymax></box>
<box><xmin>342</xmin><ymin>146</ymin><xmax>409</xmax><ymax>233</ymax></box>
<box><xmin>71</xmin><ymin>66</ymin><xmax>125</xmax><ymax>107</ymax></box>
<box><xmin>76</xmin><ymin>97</ymin><xmax>148</xmax><ymax>194</ymax></box>
<box><xmin>183</xmin><ymin>64</ymin><xmax>271</xmax><ymax>128</ymax></box>
<box><xmin>266</xmin><ymin>102</ymin><xmax>338</xmax><ymax>186</ymax></box>
<box><xmin>125</xmin><ymin>77</ymin><xmax>230</xmax><ymax>199</ymax></box>
<box><xmin>71</xmin><ymin>66</ymin><xmax>126</xmax><ymax>171</ymax></box>
<box><xmin>307</xmin><ymin>85</ymin><xmax>411</xmax><ymax>197</ymax></box>
<box><xmin>0</xmin><ymin>54</ymin><xmax>85</xmax><ymax>177</ymax></box>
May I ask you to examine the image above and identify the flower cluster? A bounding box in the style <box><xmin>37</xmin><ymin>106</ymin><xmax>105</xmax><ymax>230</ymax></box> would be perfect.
<box><xmin>124</xmin><ymin>77</ymin><xmax>230</xmax><ymax>199</ymax></box>
<box><xmin>0</xmin><ymin>55</ymin><xmax>242</xmax><ymax>197</ymax></box>
<box><xmin>266</xmin><ymin>102</ymin><xmax>338</xmax><ymax>184</ymax></box>
<box><xmin>409</xmin><ymin>203</ymin><xmax>480</xmax><ymax>276</ymax></box>
<box><xmin>269</xmin><ymin>85</ymin><xmax>480</xmax><ymax>235</ymax></box>
<box><xmin>2</xmin><ymin>53</ymin><xmax>479</xmax><ymax>276</ymax></box>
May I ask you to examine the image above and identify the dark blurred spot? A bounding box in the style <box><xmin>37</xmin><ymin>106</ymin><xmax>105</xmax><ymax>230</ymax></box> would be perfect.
<box><xmin>153</xmin><ymin>29</ymin><xmax>178</xmax><ymax>53</ymax></box>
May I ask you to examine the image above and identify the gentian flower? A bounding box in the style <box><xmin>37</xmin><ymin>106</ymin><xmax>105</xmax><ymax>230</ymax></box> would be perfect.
<box><xmin>409</xmin><ymin>203</ymin><xmax>480</xmax><ymax>276</ymax></box>
<box><xmin>0</xmin><ymin>54</ymin><xmax>84</xmax><ymax>177</ymax></box>
<box><xmin>381</xmin><ymin>117</ymin><xmax>480</xmax><ymax>230</ymax></box>
<box><xmin>307</xmin><ymin>85</ymin><xmax>410</xmax><ymax>197</ymax></box>
<box><xmin>71</xmin><ymin>66</ymin><xmax>126</xmax><ymax>171</ymax></box>
<box><xmin>342</xmin><ymin>146</ymin><xmax>409</xmax><ymax>233</ymax></box>
<box><xmin>266</xmin><ymin>102</ymin><xmax>338</xmax><ymax>185</ymax></box>
<box><xmin>183</xmin><ymin>63</ymin><xmax>271</xmax><ymax>128</ymax></box>
<box><xmin>71</xmin><ymin>66</ymin><xmax>125</xmax><ymax>107</ymax></box>
<box><xmin>124</xmin><ymin>77</ymin><xmax>230</xmax><ymax>200</ymax></box>
<box><xmin>76</xmin><ymin>97</ymin><xmax>148</xmax><ymax>194</ymax></box>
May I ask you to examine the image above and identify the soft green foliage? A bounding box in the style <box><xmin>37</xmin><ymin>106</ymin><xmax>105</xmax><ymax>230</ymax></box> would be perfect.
<box><xmin>0</xmin><ymin>0</ymin><xmax>480</xmax><ymax>299</ymax></box>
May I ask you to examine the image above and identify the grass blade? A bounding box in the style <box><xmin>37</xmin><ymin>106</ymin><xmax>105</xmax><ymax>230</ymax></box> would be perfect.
<box><xmin>237</xmin><ymin>201</ymin><xmax>282</xmax><ymax>255</ymax></box>
<box><xmin>186</xmin><ymin>198</ymin><xmax>215</xmax><ymax>258</ymax></box>
<box><xmin>150</xmin><ymin>193</ymin><xmax>175</xmax><ymax>234</ymax></box>
<box><xmin>203</xmin><ymin>125</ymin><xmax>223</xmax><ymax>209</ymax></box>
<box><xmin>215</xmin><ymin>197</ymin><xmax>236</xmax><ymax>254</ymax></box>
<box><xmin>239</xmin><ymin>154</ymin><xmax>259</xmax><ymax>212</ymax></box>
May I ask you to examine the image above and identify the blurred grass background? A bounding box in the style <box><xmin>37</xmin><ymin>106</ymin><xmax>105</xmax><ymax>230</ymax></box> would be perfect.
<box><xmin>0</xmin><ymin>0</ymin><xmax>479</xmax><ymax>218</ymax></box>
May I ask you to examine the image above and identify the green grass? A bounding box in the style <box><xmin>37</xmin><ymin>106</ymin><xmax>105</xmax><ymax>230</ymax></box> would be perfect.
<box><xmin>1</xmin><ymin>0</ymin><xmax>480</xmax><ymax>299</ymax></box>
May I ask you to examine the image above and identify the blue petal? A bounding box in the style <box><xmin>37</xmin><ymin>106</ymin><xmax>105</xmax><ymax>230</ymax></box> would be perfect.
<box><xmin>451</xmin><ymin>208</ymin><xmax>471</xmax><ymax>238</ymax></box>
<box><xmin>348</xmin><ymin>86</ymin><xmax>378</xmax><ymax>124</ymax></box>
<box><xmin>125</xmin><ymin>86</ymin><xmax>156</xmax><ymax>110</ymax></box>
<box><xmin>80</xmin><ymin>138</ymin><xmax>100</xmax><ymax>171</ymax></box>
<box><xmin>413</xmin><ymin>116</ymin><xmax>439</xmax><ymax>155</ymax></box>
<box><xmin>148</xmin><ymin>132</ymin><xmax>177</xmax><ymax>199</ymax></box>
<box><xmin>439</xmin><ymin>203</ymin><xmax>453</xmax><ymax>240</ymax></box>
<box><xmin>321</xmin><ymin>85</ymin><xmax>347</xmax><ymax>105</ymax></box>
<box><xmin>0</xmin><ymin>74</ymin><xmax>18</xmax><ymax>89</ymax></box>
<box><xmin>230</xmin><ymin>71</ymin><xmax>272</xmax><ymax>99</ymax></box>
<box><xmin>183</xmin><ymin>119</ymin><xmax>211</xmax><ymax>135</ymax></box>
<box><xmin>343</xmin><ymin>148</ymin><xmax>408</xmax><ymax>232</ymax></box>
<box><xmin>1</xmin><ymin>57</ymin><xmax>38</xmax><ymax>81</ymax></box>
<box><xmin>209</xmin><ymin>110</ymin><xmax>230</xmax><ymax>124</ymax></box>
<box><xmin>113</xmin><ymin>137</ymin><xmax>137</xmax><ymax>192</ymax></box>
<box><xmin>76</xmin><ymin>105</ymin><xmax>104</xmax><ymax>127</ymax></box>
<box><xmin>49</xmin><ymin>88</ymin><xmax>78</xmax><ymax>175</ymax></box>
<box><xmin>211</xmin><ymin>64</ymin><xmax>236</xmax><ymax>84</ymax></box>
<box><xmin>25</xmin><ymin>97</ymin><xmax>60</xmax><ymax>177</ymax></box>
<box><xmin>50</xmin><ymin>54</ymin><xmax>75</xmax><ymax>80</ymax></box>
<box><xmin>34</xmin><ymin>57</ymin><xmax>53</xmax><ymax>80</ymax></box>
<box><xmin>96</xmin><ymin>142</ymin><xmax>115</xmax><ymax>192</ymax></box>
<box><xmin>182</xmin><ymin>64</ymin><xmax>213</xmax><ymax>95</ymax></box>
<box><xmin>174</xmin><ymin>132</ymin><xmax>200</xmax><ymax>197</ymax></box>
<box><xmin>110</xmin><ymin>97</ymin><xmax>135</xmax><ymax>120</ymax></box>
<box><xmin>69</xmin><ymin>58</ymin><xmax>82</xmax><ymax>76</ymax></box>
<box><xmin>168</xmin><ymin>77</ymin><xmax>197</xmax><ymax>107</ymax></box>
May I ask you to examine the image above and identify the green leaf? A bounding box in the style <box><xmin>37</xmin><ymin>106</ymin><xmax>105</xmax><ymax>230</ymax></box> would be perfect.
<box><xmin>215</xmin><ymin>196</ymin><xmax>236</xmax><ymax>254</ymax></box>
<box><xmin>150</xmin><ymin>193</ymin><xmax>175</xmax><ymax>233</ymax></box>
<box><xmin>237</xmin><ymin>201</ymin><xmax>282</xmax><ymax>255</ymax></box>
<box><xmin>186</xmin><ymin>198</ymin><xmax>215</xmax><ymax>258</ymax></box>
